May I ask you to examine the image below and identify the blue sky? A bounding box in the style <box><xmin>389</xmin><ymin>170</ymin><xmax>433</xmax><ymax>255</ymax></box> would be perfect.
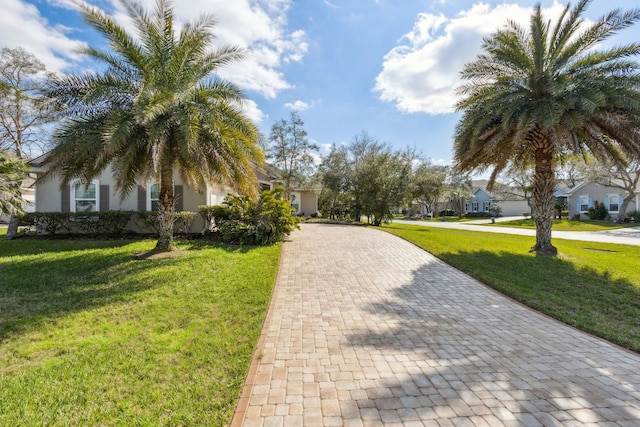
<box><xmin>1</xmin><ymin>0</ymin><xmax>636</xmax><ymax>166</ymax></box>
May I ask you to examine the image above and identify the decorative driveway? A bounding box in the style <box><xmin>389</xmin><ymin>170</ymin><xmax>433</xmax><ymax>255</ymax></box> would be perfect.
<box><xmin>232</xmin><ymin>223</ymin><xmax>640</xmax><ymax>426</ymax></box>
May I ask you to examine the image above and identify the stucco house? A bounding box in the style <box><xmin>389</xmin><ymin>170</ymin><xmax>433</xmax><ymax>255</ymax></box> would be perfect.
<box><xmin>564</xmin><ymin>180</ymin><xmax>639</xmax><ymax>221</ymax></box>
<box><xmin>29</xmin><ymin>154</ymin><xmax>318</xmax><ymax>232</ymax></box>
<box><xmin>464</xmin><ymin>180</ymin><xmax>530</xmax><ymax>217</ymax></box>
<box><xmin>419</xmin><ymin>180</ymin><xmax>530</xmax><ymax>218</ymax></box>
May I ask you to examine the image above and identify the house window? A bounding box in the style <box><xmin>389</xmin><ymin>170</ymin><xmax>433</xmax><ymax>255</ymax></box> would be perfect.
<box><xmin>71</xmin><ymin>180</ymin><xmax>99</xmax><ymax>212</ymax></box>
<box><xmin>578</xmin><ymin>195</ymin><xmax>589</xmax><ymax>212</ymax></box>
<box><xmin>472</xmin><ymin>202</ymin><xmax>478</xmax><ymax>212</ymax></box>
<box><xmin>259</xmin><ymin>182</ymin><xmax>271</xmax><ymax>192</ymax></box>
<box><xmin>483</xmin><ymin>201</ymin><xmax>491</xmax><ymax>212</ymax></box>
<box><xmin>607</xmin><ymin>194</ymin><xmax>619</xmax><ymax>212</ymax></box>
<box><xmin>147</xmin><ymin>183</ymin><xmax>160</xmax><ymax>211</ymax></box>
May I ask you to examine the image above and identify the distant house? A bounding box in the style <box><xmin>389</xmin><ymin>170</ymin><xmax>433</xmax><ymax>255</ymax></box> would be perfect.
<box><xmin>421</xmin><ymin>180</ymin><xmax>530</xmax><ymax>218</ymax></box>
<box><xmin>463</xmin><ymin>184</ymin><xmax>495</xmax><ymax>215</ymax></box>
<box><xmin>564</xmin><ymin>180</ymin><xmax>638</xmax><ymax>221</ymax></box>
<box><xmin>464</xmin><ymin>180</ymin><xmax>530</xmax><ymax>217</ymax></box>
<box><xmin>29</xmin><ymin>154</ymin><xmax>317</xmax><ymax>232</ymax></box>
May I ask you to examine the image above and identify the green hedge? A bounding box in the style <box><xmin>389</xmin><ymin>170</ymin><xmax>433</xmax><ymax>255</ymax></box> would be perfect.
<box><xmin>19</xmin><ymin>211</ymin><xmax>133</xmax><ymax>236</ymax></box>
<box><xmin>17</xmin><ymin>210</ymin><xmax>197</xmax><ymax>236</ymax></box>
<box><xmin>464</xmin><ymin>212</ymin><xmax>492</xmax><ymax>218</ymax></box>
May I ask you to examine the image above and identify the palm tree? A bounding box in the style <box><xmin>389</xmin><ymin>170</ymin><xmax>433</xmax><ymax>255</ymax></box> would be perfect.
<box><xmin>454</xmin><ymin>0</ymin><xmax>640</xmax><ymax>255</ymax></box>
<box><xmin>43</xmin><ymin>0</ymin><xmax>263</xmax><ymax>251</ymax></box>
<box><xmin>0</xmin><ymin>150</ymin><xmax>28</xmax><ymax>217</ymax></box>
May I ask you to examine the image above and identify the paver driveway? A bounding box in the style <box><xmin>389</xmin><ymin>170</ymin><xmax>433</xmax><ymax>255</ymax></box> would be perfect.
<box><xmin>233</xmin><ymin>224</ymin><xmax>640</xmax><ymax>426</ymax></box>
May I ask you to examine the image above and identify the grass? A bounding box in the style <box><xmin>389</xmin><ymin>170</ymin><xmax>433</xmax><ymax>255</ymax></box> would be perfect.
<box><xmin>486</xmin><ymin>218</ymin><xmax>638</xmax><ymax>231</ymax></box>
<box><xmin>428</xmin><ymin>216</ymin><xmax>476</xmax><ymax>223</ymax></box>
<box><xmin>382</xmin><ymin>223</ymin><xmax>640</xmax><ymax>353</ymax></box>
<box><xmin>0</xmin><ymin>236</ymin><xmax>280</xmax><ymax>426</ymax></box>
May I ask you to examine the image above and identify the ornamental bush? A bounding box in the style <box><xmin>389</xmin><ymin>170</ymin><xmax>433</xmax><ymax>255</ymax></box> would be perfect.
<box><xmin>174</xmin><ymin>211</ymin><xmax>196</xmax><ymax>234</ymax></box>
<box><xmin>626</xmin><ymin>210</ymin><xmax>640</xmax><ymax>222</ymax></box>
<box><xmin>201</xmin><ymin>188</ymin><xmax>300</xmax><ymax>245</ymax></box>
<box><xmin>588</xmin><ymin>201</ymin><xmax>608</xmax><ymax>220</ymax></box>
<box><xmin>18</xmin><ymin>211</ymin><xmax>134</xmax><ymax>235</ymax></box>
<box><xmin>17</xmin><ymin>210</ymin><xmax>196</xmax><ymax>236</ymax></box>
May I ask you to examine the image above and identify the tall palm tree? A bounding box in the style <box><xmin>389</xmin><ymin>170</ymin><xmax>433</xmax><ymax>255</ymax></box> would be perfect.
<box><xmin>454</xmin><ymin>0</ymin><xmax>640</xmax><ymax>255</ymax></box>
<box><xmin>43</xmin><ymin>0</ymin><xmax>263</xmax><ymax>251</ymax></box>
<box><xmin>0</xmin><ymin>150</ymin><xmax>28</xmax><ymax>218</ymax></box>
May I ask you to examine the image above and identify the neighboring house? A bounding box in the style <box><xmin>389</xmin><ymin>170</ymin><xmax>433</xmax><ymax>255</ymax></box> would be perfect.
<box><xmin>464</xmin><ymin>183</ymin><xmax>497</xmax><ymax>215</ymax></box>
<box><xmin>29</xmin><ymin>154</ymin><xmax>318</xmax><ymax>232</ymax></box>
<box><xmin>564</xmin><ymin>180</ymin><xmax>638</xmax><ymax>220</ymax></box>
<box><xmin>421</xmin><ymin>180</ymin><xmax>530</xmax><ymax>217</ymax></box>
<box><xmin>259</xmin><ymin>164</ymin><xmax>319</xmax><ymax>217</ymax></box>
<box><xmin>464</xmin><ymin>180</ymin><xmax>530</xmax><ymax>217</ymax></box>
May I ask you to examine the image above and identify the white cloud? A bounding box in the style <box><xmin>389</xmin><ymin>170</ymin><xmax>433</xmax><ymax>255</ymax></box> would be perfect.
<box><xmin>284</xmin><ymin>100</ymin><xmax>313</xmax><ymax>111</ymax></box>
<box><xmin>240</xmin><ymin>99</ymin><xmax>266</xmax><ymax>124</ymax></box>
<box><xmin>106</xmin><ymin>0</ymin><xmax>307</xmax><ymax>99</ymax></box>
<box><xmin>0</xmin><ymin>0</ymin><xmax>87</xmax><ymax>73</ymax></box>
<box><xmin>374</xmin><ymin>2</ymin><xmax>566</xmax><ymax>115</ymax></box>
<box><xmin>323</xmin><ymin>0</ymin><xmax>338</xmax><ymax>9</ymax></box>
<box><xmin>0</xmin><ymin>0</ymin><xmax>306</xmax><ymax>104</ymax></box>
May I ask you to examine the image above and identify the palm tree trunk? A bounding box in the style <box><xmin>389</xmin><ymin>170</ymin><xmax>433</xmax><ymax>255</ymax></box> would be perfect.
<box><xmin>5</xmin><ymin>175</ymin><xmax>25</xmax><ymax>240</ymax></box>
<box><xmin>5</xmin><ymin>213</ymin><xmax>19</xmax><ymax>239</ymax></box>
<box><xmin>155</xmin><ymin>163</ymin><xmax>177</xmax><ymax>252</ymax></box>
<box><xmin>531</xmin><ymin>135</ymin><xmax>557</xmax><ymax>256</ymax></box>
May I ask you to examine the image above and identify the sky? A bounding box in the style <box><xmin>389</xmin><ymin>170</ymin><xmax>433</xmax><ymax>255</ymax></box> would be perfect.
<box><xmin>1</xmin><ymin>0</ymin><xmax>637</xmax><ymax>167</ymax></box>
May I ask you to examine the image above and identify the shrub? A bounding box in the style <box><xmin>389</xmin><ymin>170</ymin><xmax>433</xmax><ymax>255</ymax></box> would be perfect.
<box><xmin>626</xmin><ymin>210</ymin><xmax>640</xmax><ymax>222</ymax></box>
<box><xmin>17</xmin><ymin>211</ymin><xmax>134</xmax><ymax>236</ymax></box>
<box><xmin>174</xmin><ymin>211</ymin><xmax>196</xmax><ymax>234</ymax></box>
<box><xmin>198</xmin><ymin>205</ymin><xmax>217</xmax><ymax>233</ymax></box>
<box><xmin>19</xmin><ymin>212</ymin><xmax>72</xmax><ymax>235</ymax></box>
<box><xmin>522</xmin><ymin>212</ymin><xmax>531</xmax><ymax>218</ymax></box>
<box><xmin>463</xmin><ymin>212</ymin><xmax>492</xmax><ymax>218</ymax></box>
<box><xmin>132</xmin><ymin>211</ymin><xmax>158</xmax><ymax>234</ymax></box>
<box><xmin>204</xmin><ymin>188</ymin><xmax>300</xmax><ymax>245</ymax></box>
<box><xmin>96</xmin><ymin>211</ymin><xmax>133</xmax><ymax>236</ymax></box>
<box><xmin>588</xmin><ymin>201</ymin><xmax>608</xmax><ymax>220</ymax></box>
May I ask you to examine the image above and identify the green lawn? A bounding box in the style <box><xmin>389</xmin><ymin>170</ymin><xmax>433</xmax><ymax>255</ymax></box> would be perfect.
<box><xmin>382</xmin><ymin>223</ymin><xmax>640</xmax><ymax>353</ymax></box>
<box><xmin>486</xmin><ymin>218</ymin><xmax>638</xmax><ymax>231</ymax></box>
<box><xmin>0</xmin><ymin>236</ymin><xmax>280</xmax><ymax>426</ymax></box>
<box><xmin>432</xmin><ymin>216</ymin><xmax>476</xmax><ymax>223</ymax></box>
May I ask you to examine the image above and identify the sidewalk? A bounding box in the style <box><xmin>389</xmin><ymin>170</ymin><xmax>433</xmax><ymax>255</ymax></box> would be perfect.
<box><xmin>232</xmin><ymin>224</ymin><xmax>640</xmax><ymax>426</ymax></box>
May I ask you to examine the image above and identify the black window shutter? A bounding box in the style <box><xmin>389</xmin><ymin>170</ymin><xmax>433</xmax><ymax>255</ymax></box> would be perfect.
<box><xmin>100</xmin><ymin>185</ymin><xmax>109</xmax><ymax>211</ymax></box>
<box><xmin>138</xmin><ymin>185</ymin><xmax>146</xmax><ymax>211</ymax></box>
<box><xmin>61</xmin><ymin>185</ymin><xmax>71</xmax><ymax>212</ymax></box>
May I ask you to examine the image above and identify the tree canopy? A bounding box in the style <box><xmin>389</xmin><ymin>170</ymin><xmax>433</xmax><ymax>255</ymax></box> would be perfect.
<box><xmin>267</xmin><ymin>112</ymin><xmax>318</xmax><ymax>198</ymax></box>
<box><xmin>318</xmin><ymin>133</ymin><xmax>414</xmax><ymax>225</ymax></box>
<box><xmin>0</xmin><ymin>46</ymin><xmax>53</xmax><ymax>159</ymax></box>
<box><xmin>0</xmin><ymin>150</ymin><xmax>28</xmax><ymax>217</ymax></box>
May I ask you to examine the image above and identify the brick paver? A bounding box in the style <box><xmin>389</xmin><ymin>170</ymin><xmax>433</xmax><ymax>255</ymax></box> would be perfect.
<box><xmin>233</xmin><ymin>224</ymin><xmax>640</xmax><ymax>426</ymax></box>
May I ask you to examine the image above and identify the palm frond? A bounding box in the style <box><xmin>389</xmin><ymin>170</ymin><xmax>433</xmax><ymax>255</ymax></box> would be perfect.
<box><xmin>45</xmin><ymin>0</ymin><xmax>262</xmax><ymax>202</ymax></box>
